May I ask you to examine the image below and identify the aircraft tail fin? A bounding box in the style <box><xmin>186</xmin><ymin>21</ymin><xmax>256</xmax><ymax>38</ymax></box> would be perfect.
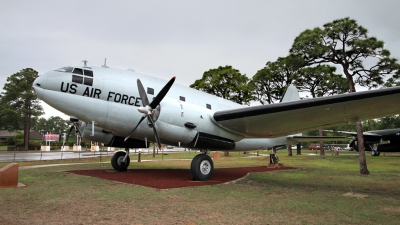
<box><xmin>281</xmin><ymin>82</ymin><xmax>300</xmax><ymax>103</ymax></box>
<box><xmin>282</xmin><ymin>82</ymin><xmax>302</xmax><ymax>137</ymax></box>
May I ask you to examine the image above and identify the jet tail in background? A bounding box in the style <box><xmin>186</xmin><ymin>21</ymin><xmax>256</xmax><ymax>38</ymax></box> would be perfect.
<box><xmin>281</xmin><ymin>82</ymin><xmax>301</xmax><ymax>103</ymax></box>
<box><xmin>281</xmin><ymin>83</ymin><xmax>302</xmax><ymax>139</ymax></box>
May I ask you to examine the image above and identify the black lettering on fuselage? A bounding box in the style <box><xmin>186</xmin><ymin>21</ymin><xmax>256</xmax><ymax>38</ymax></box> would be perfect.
<box><xmin>106</xmin><ymin>91</ymin><xmax>140</xmax><ymax>106</ymax></box>
<box><xmin>60</xmin><ymin>82</ymin><xmax>77</xmax><ymax>94</ymax></box>
<box><xmin>107</xmin><ymin>92</ymin><xmax>115</xmax><ymax>101</ymax></box>
<box><xmin>121</xmin><ymin>94</ymin><xmax>128</xmax><ymax>104</ymax></box>
<box><xmin>69</xmin><ymin>84</ymin><xmax>77</xmax><ymax>94</ymax></box>
<box><xmin>60</xmin><ymin>82</ymin><xmax>69</xmax><ymax>92</ymax></box>
<box><xmin>83</xmin><ymin>87</ymin><xmax>90</xmax><ymax>97</ymax></box>
<box><xmin>114</xmin><ymin>93</ymin><xmax>121</xmax><ymax>102</ymax></box>
<box><xmin>135</xmin><ymin>98</ymin><xmax>141</xmax><ymax>107</ymax></box>
<box><xmin>80</xmin><ymin>86</ymin><xmax>102</xmax><ymax>99</ymax></box>
<box><xmin>128</xmin><ymin>96</ymin><xmax>135</xmax><ymax>105</ymax></box>
<box><xmin>93</xmin><ymin>89</ymin><xmax>101</xmax><ymax>99</ymax></box>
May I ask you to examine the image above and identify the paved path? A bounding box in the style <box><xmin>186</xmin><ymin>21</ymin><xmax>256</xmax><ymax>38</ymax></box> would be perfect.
<box><xmin>0</xmin><ymin>147</ymin><xmax>190</xmax><ymax>163</ymax></box>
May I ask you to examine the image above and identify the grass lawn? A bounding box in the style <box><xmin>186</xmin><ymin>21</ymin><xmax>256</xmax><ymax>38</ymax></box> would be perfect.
<box><xmin>0</xmin><ymin>150</ymin><xmax>399</xmax><ymax>224</ymax></box>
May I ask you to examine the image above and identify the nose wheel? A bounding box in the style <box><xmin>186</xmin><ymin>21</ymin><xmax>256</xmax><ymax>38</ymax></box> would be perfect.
<box><xmin>191</xmin><ymin>154</ymin><xmax>214</xmax><ymax>181</ymax></box>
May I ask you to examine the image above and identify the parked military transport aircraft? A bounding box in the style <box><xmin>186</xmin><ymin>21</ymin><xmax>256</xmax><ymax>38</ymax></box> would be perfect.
<box><xmin>343</xmin><ymin>128</ymin><xmax>400</xmax><ymax>156</ymax></box>
<box><xmin>32</xmin><ymin>62</ymin><xmax>400</xmax><ymax>180</ymax></box>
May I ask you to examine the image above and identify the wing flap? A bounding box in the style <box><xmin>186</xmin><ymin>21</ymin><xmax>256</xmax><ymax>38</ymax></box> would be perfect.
<box><xmin>213</xmin><ymin>87</ymin><xmax>400</xmax><ymax>138</ymax></box>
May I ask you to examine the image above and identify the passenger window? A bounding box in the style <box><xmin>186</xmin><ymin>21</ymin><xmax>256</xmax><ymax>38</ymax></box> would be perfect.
<box><xmin>72</xmin><ymin>75</ymin><xmax>83</xmax><ymax>84</ymax></box>
<box><xmin>206</xmin><ymin>104</ymin><xmax>211</xmax><ymax>110</ymax></box>
<box><xmin>147</xmin><ymin>87</ymin><xmax>154</xmax><ymax>95</ymax></box>
<box><xmin>72</xmin><ymin>68</ymin><xmax>83</xmax><ymax>75</ymax></box>
<box><xmin>179</xmin><ymin>96</ymin><xmax>185</xmax><ymax>101</ymax></box>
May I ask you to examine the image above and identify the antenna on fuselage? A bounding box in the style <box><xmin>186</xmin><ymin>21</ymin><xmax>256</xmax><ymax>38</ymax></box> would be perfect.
<box><xmin>82</xmin><ymin>60</ymin><xmax>88</xmax><ymax>67</ymax></box>
<box><xmin>102</xmin><ymin>58</ymin><xmax>109</xmax><ymax>68</ymax></box>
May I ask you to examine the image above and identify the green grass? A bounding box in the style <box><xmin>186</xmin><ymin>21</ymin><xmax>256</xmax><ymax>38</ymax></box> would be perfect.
<box><xmin>1</xmin><ymin>150</ymin><xmax>399</xmax><ymax>224</ymax></box>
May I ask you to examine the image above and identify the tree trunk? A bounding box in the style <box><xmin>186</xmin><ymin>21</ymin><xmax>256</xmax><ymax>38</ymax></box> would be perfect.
<box><xmin>287</xmin><ymin>145</ymin><xmax>293</xmax><ymax>156</ymax></box>
<box><xmin>319</xmin><ymin>130</ymin><xmax>325</xmax><ymax>159</ymax></box>
<box><xmin>23</xmin><ymin>114</ymin><xmax>30</xmax><ymax>151</ymax></box>
<box><xmin>356</xmin><ymin>121</ymin><xmax>370</xmax><ymax>175</ymax></box>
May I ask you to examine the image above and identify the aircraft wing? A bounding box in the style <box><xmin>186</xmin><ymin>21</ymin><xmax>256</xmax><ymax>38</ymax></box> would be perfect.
<box><xmin>213</xmin><ymin>87</ymin><xmax>400</xmax><ymax>138</ymax></box>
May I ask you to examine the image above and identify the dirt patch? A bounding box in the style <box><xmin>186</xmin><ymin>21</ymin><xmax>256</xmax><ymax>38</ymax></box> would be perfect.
<box><xmin>67</xmin><ymin>166</ymin><xmax>294</xmax><ymax>189</ymax></box>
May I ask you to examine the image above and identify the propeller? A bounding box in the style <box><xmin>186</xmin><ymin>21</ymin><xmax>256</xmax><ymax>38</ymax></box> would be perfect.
<box><xmin>124</xmin><ymin>77</ymin><xmax>176</xmax><ymax>150</ymax></box>
<box><xmin>66</xmin><ymin>120</ymin><xmax>82</xmax><ymax>143</ymax></box>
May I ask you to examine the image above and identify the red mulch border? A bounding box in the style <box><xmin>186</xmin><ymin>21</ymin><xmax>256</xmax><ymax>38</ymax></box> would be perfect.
<box><xmin>67</xmin><ymin>166</ymin><xmax>294</xmax><ymax>189</ymax></box>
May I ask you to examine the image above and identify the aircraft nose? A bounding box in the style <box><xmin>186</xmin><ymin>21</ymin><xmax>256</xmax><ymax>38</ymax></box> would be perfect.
<box><xmin>32</xmin><ymin>73</ymin><xmax>47</xmax><ymax>99</ymax></box>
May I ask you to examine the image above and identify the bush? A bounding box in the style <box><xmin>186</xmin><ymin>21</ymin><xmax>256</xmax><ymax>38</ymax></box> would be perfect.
<box><xmin>15</xmin><ymin>142</ymin><xmax>42</xmax><ymax>150</ymax></box>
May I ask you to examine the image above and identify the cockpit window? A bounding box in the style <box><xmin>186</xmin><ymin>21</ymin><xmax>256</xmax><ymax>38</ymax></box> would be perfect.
<box><xmin>72</xmin><ymin>68</ymin><xmax>84</xmax><ymax>75</ymax></box>
<box><xmin>71</xmin><ymin>67</ymin><xmax>94</xmax><ymax>86</ymax></box>
<box><xmin>84</xmin><ymin>78</ymin><xmax>93</xmax><ymax>85</ymax></box>
<box><xmin>72</xmin><ymin>75</ymin><xmax>83</xmax><ymax>84</ymax></box>
<box><xmin>56</xmin><ymin>67</ymin><xmax>74</xmax><ymax>73</ymax></box>
<box><xmin>84</xmin><ymin>70</ymin><xmax>93</xmax><ymax>77</ymax></box>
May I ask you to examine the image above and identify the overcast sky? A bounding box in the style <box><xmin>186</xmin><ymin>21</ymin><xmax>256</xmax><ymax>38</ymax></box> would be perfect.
<box><xmin>1</xmin><ymin>0</ymin><xmax>400</xmax><ymax>119</ymax></box>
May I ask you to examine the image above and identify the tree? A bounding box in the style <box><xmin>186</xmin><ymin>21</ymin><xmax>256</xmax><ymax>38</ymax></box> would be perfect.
<box><xmin>290</xmin><ymin>17</ymin><xmax>400</xmax><ymax>174</ymax></box>
<box><xmin>250</xmin><ymin>55</ymin><xmax>303</xmax><ymax>105</ymax></box>
<box><xmin>294</xmin><ymin>65</ymin><xmax>349</xmax><ymax>98</ymax></box>
<box><xmin>1</xmin><ymin>68</ymin><xmax>44</xmax><ymax>150</ymax></box>
<box><xmin>45</xmin><ymin>116</ymin><xmax>69</xmax><ymax>134</ymax></box>
<box><xmin>190</xmin><ymin>65</ymin><xmax>254</xmax><ymax>105</ymax></box>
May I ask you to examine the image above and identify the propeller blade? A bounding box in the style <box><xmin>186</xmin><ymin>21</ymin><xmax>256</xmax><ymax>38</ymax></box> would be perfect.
<box><xmin>148</xmin><ymin>115</ymin><xmax>162</xmax><ymax>150</ymax></box>
<box><xmin>73</xmin><ymin>122</ymin><xmax>82</xmax><ymax>137</ymax></box>
<box><xmin>124</xmin><ymin>116</ymin><xmax>146</xmax><ymax>142</ymax></box>
<box><xmin>66</xmin><ymin>125</ymin><xmax>74</xmax><ymax>143</ymax></box>
<box><xmin>137</xmin><ymin>79</ymin><xmax>150</xmax><ymax>107</ymax></box>
<box><xmin>149</xmin><ymin>77</ymin><xmax>176</xmax><ymax>109</ymax></box>
<box><xmin>126</xmin><ymin>76</ymin><xmax>176</xmax><ymax>147</ymax></box>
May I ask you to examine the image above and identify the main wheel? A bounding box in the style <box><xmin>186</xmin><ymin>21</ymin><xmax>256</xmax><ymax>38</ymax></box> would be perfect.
<box><xmin>191</xmin><ymin>154</ymin><xmax>214</xmax><ymax>181</ymax></box>
<box><xmin>111</xmin><ymin>151</ymin><xmax>130</xmax><ymax>171</ymax></box>
<box><xmin>371</xmin><ymin>150</ymin><xmax>377</xmax><ymax>156</ymax></box>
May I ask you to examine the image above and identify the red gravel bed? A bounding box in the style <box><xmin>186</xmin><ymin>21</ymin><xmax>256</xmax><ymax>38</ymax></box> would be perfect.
<box><xmin>67</xmin><ymin>166</ymin><xmax>294</xmax><ymax>189</ymax></box>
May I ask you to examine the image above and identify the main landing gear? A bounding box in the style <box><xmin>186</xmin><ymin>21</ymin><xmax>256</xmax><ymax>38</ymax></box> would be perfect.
<box><xmin>111</xmin><ymin>149</ymin><xmax>214</xmax><ymax>181</ymax></box>
<box><xmin>191</xmin><ymin>153</ymin><xmax>214</xmax><ymax>181</ymax></box>
<box><xmin>111</xmin><ymin>149</ymin><xmax>131</xmax><ymax>171</ymax></box>
<box><xmin>370</xmin><ymin>144</ymin><xmax>381</xmax><ymax>156</ymax></box>
<box><xmin>371</xmin><ymin>150</ymin><xmax>381</xmax><ymax>156</ymax></box>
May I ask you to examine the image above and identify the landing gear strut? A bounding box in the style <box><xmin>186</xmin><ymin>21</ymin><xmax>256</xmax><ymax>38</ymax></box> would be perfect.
<box><xmin>191</xmin><ymin>153</ymin><xmax>214</xmax><ymax>181</ymax></box>
<box><xmin>111</xmin><ymin>149</ymin><xmax>130</xmax><ymax>171</ymax></box>
<box><xmin>270</xmin><ymin>147</ymin><xmax>279</xmax><ymax>164</ymax></box>
<box><xmin>370</xmin><ymin>144</ymin><xmax>381</xmax><ymax>156</ymax></box>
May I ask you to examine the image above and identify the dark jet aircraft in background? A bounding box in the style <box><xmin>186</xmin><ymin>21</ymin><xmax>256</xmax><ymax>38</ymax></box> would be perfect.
<box><xmin>344</xmin><ymin>128</ymin><xmax>400</xmax><ymax>156</ymax></box>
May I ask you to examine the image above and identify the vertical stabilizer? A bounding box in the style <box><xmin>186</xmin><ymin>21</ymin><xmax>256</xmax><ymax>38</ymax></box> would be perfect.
<box><xmin>281</xmin><ymin>82</ymin><xmax>300</xmax><ymax>103</ymax></box>
<box><xmin>282</xmin><ymin>82</ymin><xmax>302</xmax><ymax>138</ymax></box>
